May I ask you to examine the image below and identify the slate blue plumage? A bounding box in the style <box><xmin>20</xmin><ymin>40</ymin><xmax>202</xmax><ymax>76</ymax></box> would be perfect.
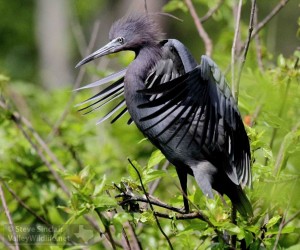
<box><xmin>76</xmin><ymin>14</ymin><xmax>252</xmax><ymax>217</ymax></box>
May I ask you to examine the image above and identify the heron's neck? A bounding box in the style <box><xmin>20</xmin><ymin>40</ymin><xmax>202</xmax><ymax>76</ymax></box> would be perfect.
<box><xmin>124</xmin><ymin>45</ymin><xmax>161</xmax><ymax>122</ymax></box>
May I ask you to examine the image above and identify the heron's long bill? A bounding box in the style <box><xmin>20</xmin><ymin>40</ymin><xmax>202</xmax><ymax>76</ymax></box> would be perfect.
<box><xmin>76</xmin><ymin>38</ymin><xmax>122</xmax><ymax>68</ymax></box>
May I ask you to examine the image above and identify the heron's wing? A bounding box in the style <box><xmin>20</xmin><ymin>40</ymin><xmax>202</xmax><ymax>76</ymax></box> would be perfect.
<box><xmin>75</xmin><ymin>68</ymin><xmax>133</xmax><ymax>124</ymax></box>
<box><xmin>139</xmin><ymin>56</ymin><xmax>251</xmax><ymax>187</ymax></box>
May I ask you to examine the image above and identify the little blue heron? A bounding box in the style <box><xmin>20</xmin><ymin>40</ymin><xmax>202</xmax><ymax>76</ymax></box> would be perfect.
<box><xmin>76</xmin><ymin>14</ymin><xmax>252</xmax><ymax>217</ymax></box>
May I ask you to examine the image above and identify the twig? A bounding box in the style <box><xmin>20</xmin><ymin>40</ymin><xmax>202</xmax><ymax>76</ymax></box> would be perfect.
<box><xmin>274</xmin><ymin>121</ymin><xmax>300</xmax><ymax>176</ymax></box>
<box><xmin>95</xmin><ymin>209</ymin><xmax>117</xmax><ymax>250</ymax></box>
<box><xmin>253</xmin><ymin>6</ymin><xmax>264</xmax><ymax>72</ymax></box>
<box><xmin>235</xmin><ymin>0</ymin><xmax>257</xmax><ymax>102</ymax></box>
<box><xmin>154</xmin><ymin>211</ymin><xmax>209</xmax><ymax>220</ymax></box>
<box><xmin>3</xmin><ymin>182</ymin><xmax>50</xmax><ymax>226</ymax></box>
<box><xmin>0</xmin><ymin>233</ymin><xmax>15</xmax><ymax>250</ymax></box>
<box><xmin>200</xmin><ymin>0</ymin><xmax>225</xmax><ymax>23</ymax></box>
<box><xmin>239</xmin><ymin>0</ymin><xmax>290</xmax><ymax>57</ymax></box>
<box><xmin>144</xmin><ymin>0</ymin><xmax>148</xmax><ymax>14</ymax></box>
<box><xmin>0</xmin><ymin>183</ymin><xmax>20</xmax><ymax>250</ymax></box>
<box><xmin>250</xmin><ymin>104</ymin><xmax>262</xmax><ymax>127</ymax></box>
<box><xmin>266</xmin><ymin>57</ymin><xmax>299</xmax><ymax>166</ymax></box>
<box><xmin>0</xmin><ymin>99</ymin><xmax>111</xmax><ymax>245</ymax></box>
<box><xmin>106</xmin><ymin>189</ymin><xmax>138</xmax><ymax>250</ymax></box>
<box><xmin>49</xmin><ymin>20</ymin><xmax>101</xmax><ymax>139</ymax></box>
<box><xmin>272</xmin><ymin>180</ymin><xmax>297</xmax><ymax>250</ymax></box>
<box><xmin>184</xmin><ymin>0</ymin><xmax>213</xmax><ymax>56</ymax></box>
<box><xmin>252</xmin><ymin>0</ymin><xmax>290</xmax><ymax>39</ymax></box>
<box><xmin>8</xmin><ymin>113</ymin><xmax>70</xmax><ymax>196</ymax></box>
<box><xmin>0</xmin><ymin>99</ymin><xmax>65</xmax><ymax>172</ymax></box>
<box><xmin>282</xmin><ymin>210</ymin><xmax>300</xmax><ymax>228</ymax></box>
<box><xmin>148</xmin><ymin>160</ymin><xmax>169</xmax><ymax>195</ymax></box>
<box><xmin>128</xmin><ymin>159</ymin><xmax>174</xmax><ymax>250</ymax></box>
<box><xmin>118</xmin><ymin>194</ymin><xmax>186</xmax><ymax>214</ymax></box>
<box><xmin>231</xmin><ymin>0</ymin><xmax>243</xmax><ymax>99</ymax></box>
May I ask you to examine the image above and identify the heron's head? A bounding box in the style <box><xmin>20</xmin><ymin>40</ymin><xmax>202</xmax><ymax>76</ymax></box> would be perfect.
<box><xmin>76</xmin><ymin>14</ymin><xmax>162</xmax><ymax>68</ymax></box>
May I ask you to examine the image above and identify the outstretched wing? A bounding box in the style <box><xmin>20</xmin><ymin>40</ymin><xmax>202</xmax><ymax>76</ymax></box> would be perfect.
<box><xmin>139</xmin><ymin>56</ymin><xmax>251</xmax><ymax>187</ymax></box>
<box><xmin>75</xmin><ymin>39</ymin><xmax>198</xmax><ymax>125</ymax></box>
<box><xmin>75</xmin><ymin>68</ymin><xmax>134</xmax><ymax>124</ymax></box>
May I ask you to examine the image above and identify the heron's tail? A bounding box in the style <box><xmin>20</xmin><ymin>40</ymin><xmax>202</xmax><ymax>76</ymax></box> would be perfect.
<box><xmin>228</xmin><ymin>185</ymin><xmax>253</xmax><ymax>218</ymax></box>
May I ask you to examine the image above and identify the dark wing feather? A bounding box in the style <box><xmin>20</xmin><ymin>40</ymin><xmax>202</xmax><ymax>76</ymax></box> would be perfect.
<box><xmin>75</xmin><ymin>68</ymin><xmax>131</xmax><ymax>124</ymax></box>
<box><xmin>139</xmin><ymin>56</ymin><xmax>251</xmax><ymax>187</ymax></box>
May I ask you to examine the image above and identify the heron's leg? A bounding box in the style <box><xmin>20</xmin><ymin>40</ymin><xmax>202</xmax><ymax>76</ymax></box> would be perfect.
<box><xmin>176</xmin><ymin>167</ymin><xmax>189</xmax><ymax>213</ymax></box>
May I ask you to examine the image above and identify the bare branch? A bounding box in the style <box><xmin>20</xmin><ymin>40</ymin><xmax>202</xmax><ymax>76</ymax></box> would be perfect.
<box><xmin>144</xmin><ymin>0</ymin><xmax>148</xmax><ymax>14</ymax></box>
<box><xmin>0</xmin><ymin>233</ymin><xmax>15</xmax><ymax>250</ymax></box>
<box><xmin>128</xmin><ymin>159</ymin><xmax>174</xmax><ymax>250</ymax></box>
<box><xmin>282</xmin><ymin>210</ymin><xmax>300</xmax><ymax>228</ymax></box>
<box><xmin>148</xmin><ymin>160</ymin><xmax>169</xmax><ymax>195</ymax></box>
<box><xmin>252</xmin><ymin>0</ymin><xmax>290</xmax><ymax>39</ymax></box>
<box><xmin>184</xmin><ymin>0</ymin><xmax>213</xmax><ymax>56</ymax></box>
<box><xmin>49</xmin><ymin>20</ymin><xmax>101</xmax><ymax>139</ymax></box>
<box><xmin>0</xmin><ymin>98</ymin><xmax>112</xmax><ymax>244</ymax></box>
<box><xmin>154</xmin><ymin>211</ymin><xmax>208</xmax><ymax>221</ymax></box>
<box><xmin>95</xmin><ymin>209</ymin><xmax>118</xmax><ymax>250</ymax></box>
<box><xmin>253</xmin><ymin>6</ymin><xmax>264</xmax><ymax>72</ymax></box>
<box><xmin>3</xmin><ymin>182</ymin><xmax>50</xmax><ymax>226</ymax></box>
<box><xmin>118</xmin><ymin>194</ymin><xmax>185</xmax><ymax>214</ymax></box>
<box><xmin>239</xmin><ymin>0</ymin><xmax>291</xmax><ymax>57</ymax></box>
<box><xmin>231</xmin><ymin>0</ymin><xmax>243</xmax><ymax>99</ymax></box>
<box><xmin>200</xmin><ymin>0</ymin><xmax>225</xmax><ymax>23</ymax></box>
<box><xmin>235</xmin><ymin>0</ymin><xmax>257</xmax><ymax>102</ymax></box>
<box><xmin>0</xmin><ymin>105</ymin><xmax>70</xmax><ymax>196</ymax></box>
<box><xmin>0</xmin><ymin>183</ymin><xmax>20</xmax><ymax>250</ymax></box>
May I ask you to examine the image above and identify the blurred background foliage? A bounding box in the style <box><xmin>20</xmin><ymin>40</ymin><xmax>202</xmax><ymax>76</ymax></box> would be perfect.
<box><xmin>0</xmin><ymin>0</ymin><xmax>300</xmax><ymax>249</ymax></box>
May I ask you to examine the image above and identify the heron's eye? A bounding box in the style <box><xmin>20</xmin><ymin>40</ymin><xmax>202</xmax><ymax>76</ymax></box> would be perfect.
<box><xmin>117</xmin><ymin>37</ymin><xmax>125</xmax><ymax>44</ymax></box>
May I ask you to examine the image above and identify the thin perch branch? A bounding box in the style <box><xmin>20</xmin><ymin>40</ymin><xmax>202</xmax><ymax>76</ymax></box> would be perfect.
<box><xmin>184</xmin><ymin>0</ymin><xmax>213</xmax><ymax>56</ymax></box>
<box><xmin>235</xmin><ymin>0</ymin><xmax>257</xmax><ymax>102</ymax></box>
<box><xmin>128</xmin><ymin>159</ymin><xmax>174</xmax><ymax>250</ymax></box>
<box><xmin>200</xmin><ymin>0</ymin><xmax>225</xmax><ymax>23</ymax></box>
<box><xmin>231</xmin><ymin>0</ymin><xmax>243</xmax><ymax>99</ymax></box>
<box><xmin>239</xmin><ymin>0</ymin><xmax>290</xmax><ymax>57</ymax></box>
<box><xmin>0</xmin><ymin>183</ymin><xmax>20</xmax><ymax>250</ymax></box>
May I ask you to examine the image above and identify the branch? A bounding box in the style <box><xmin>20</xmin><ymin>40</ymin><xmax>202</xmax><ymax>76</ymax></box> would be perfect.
<box><xmin>253</xmin><ymin>6</ymin><xmax>264</xmax><ymax>72</ymax></box>
<box><xmin>200</xmin><ymin>0</ymin><xmax>225</xmax><ymax>23</ymax></box>
<box><xmin>282</xmin><ymin>210</ymin><xmax>300</xmax><ymax>228</ymax></box>
<box><xmin>118</xmin><ymin>194</ymin><xmax>186</xmax><ymax>214</ymax></box>
<box><xmin>0</xmin><ymin>183</ymin><xmax>20</xmax><ymax>250</ymax></box>
<box><xmin>0</xmin><ymin>233</ymin><xmax>15</xmax><ymax>250</ymax></box>
<box><xmin>3</xmin><ymin>182</ymin><xmax>50</xmax><ymax>226</ymax></box>
<box><xmin>235</xmin><ymin>0</ymin><xmax>257</xmax><ymax>102</ymax></box>
<box><xmin>128</xmin><ymin>159</ymin><xmax>174</xmax><ymax>250</ymax></box>
<box><xmin>154</xmin><ymin>211</ymin><xmax>208</xmax><ymax>220</ymax></box>
<box><xmin>239</xmin><ymin>0</ymin><xmax>290</xmax><ymax>57</ymax></box>
<box><xmin>252</xmin><ymin>0</ymin><xmax>290</xmax><ymax>38</ymax></box>
<box><xmin>95</xmin><ymin>209</ymin><xmax>118</xmax><ymax>250</ymax></box>
<box><xmin>6</xmin><ymin>111</ymin><xmax>70</xmax><ymax>196</ymax></box>
<box><xmin>117</xmin><ymin>180</ymin><xmax>228</xmax><ymax>244</ymax></box>
<box><xmin>184</xmin><ymin>0</ymin><xmax>213</xmax><ymax>56</ymax></box>
<box><xmin>0</xmin><ymin>98</ymin><xmax>111</xmax><ymax>245</ymax></box>
<box><xmin>148</xmin><ymin>160</ymin><xmax>169</xmax><ymax>195</ymax></box>
<box><xmin>231</xmin><ymin>0</ymin><xmax>243</xmax><ymax>99</ymax></box>
<box><xmin>49</xmin><ymin>20</ymin><xmax>101</xmax><ymax>139</ymax></box>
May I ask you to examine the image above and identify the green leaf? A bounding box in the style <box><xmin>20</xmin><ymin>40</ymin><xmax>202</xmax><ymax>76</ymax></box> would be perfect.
<box><xmin>163</xmin><ymin>0</ymin><xmax>188</xmax><ymax>12</ymax></box>
<box><xmin>147</xmin><ymin>150</ymin><xmax>165</xmax><ymax>168</ymax></box>
<box><xmin>79</xmin><ymin>165</ymin><xmax>91</xmax><ymax>180</ymax></box>
<box><xmin>93</xmin><ymin>174</ymin><xmax>106</xmax><ymax>196</ymax></box>
<box><xmin>265</xmin><ymin>226</ymin><xmax>295</xmax><ymax>236</ymax></box>
<box><xmin>127</xmin><ymin>160</ymin><xmax>143</xmax><ymax>180</ymax></box>
<box><xmin>143</xmin><ymin>170</ymin><xmax>167</xmax><ymax>184</ymax></box>
<box><xmin>266</xmin><ymin>215</ymin><xmax>281</xmax><ymax>229</ymax></box>
<box><xmin>93</xmin><ymin>195</ymin><xmax>117</xmax><ymax>208</ymax></box>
